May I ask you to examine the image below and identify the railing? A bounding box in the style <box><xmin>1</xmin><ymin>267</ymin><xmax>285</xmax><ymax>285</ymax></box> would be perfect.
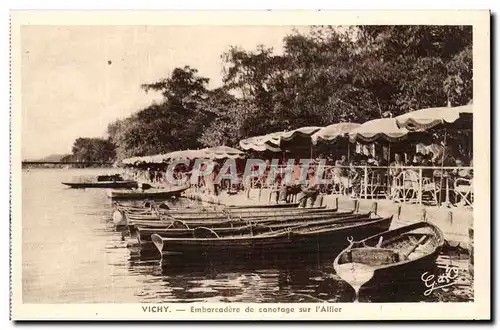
<box><xmin>244</xmin><ymin>165</ymin><xmax>474</xmax><ymax>207</ymax></box>
<box><xmin>122</xmin><ymin>165</ymin><xmax>474</xmax><ymax>207</ymax></box>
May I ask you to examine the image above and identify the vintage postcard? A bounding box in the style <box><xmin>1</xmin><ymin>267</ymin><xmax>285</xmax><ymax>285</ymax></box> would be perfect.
<box><xmin>10</xmin><ymin>10</ymin><xmax>490</xmax><ymax>320</ymax></box>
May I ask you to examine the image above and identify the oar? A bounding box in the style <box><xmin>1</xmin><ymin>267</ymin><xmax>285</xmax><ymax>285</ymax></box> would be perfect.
<box><xmin>402</xmin><ymin>235</ymin><xmax>427</xmax><ymax>260</ymax></box>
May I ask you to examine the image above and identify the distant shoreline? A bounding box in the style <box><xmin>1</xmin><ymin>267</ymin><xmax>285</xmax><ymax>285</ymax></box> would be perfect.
<box><xmin>22</xmin><ymin>163</ymin><xmax>115</xmax><ymax>169</ymax></box>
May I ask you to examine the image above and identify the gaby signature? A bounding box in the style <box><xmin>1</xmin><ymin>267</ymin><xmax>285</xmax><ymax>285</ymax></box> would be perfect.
<box><xmin>421</xmin><ymin>264</ymin><xmax>460</xmax><ymax>296</ymax></box>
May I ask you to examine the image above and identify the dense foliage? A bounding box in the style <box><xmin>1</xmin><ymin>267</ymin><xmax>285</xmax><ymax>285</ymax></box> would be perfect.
<box><xmin>65</xmin><ymin>137</ymin><xmax>116</xmax><ymax>163</ymax></box>
<box><xmin>69</xmin><ymin>26</ymin><xmax>473</xmax><ymax>161</ymax></box>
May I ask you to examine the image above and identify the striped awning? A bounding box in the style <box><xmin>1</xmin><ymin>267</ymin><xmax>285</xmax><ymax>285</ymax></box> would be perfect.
<box><xmin>120</xmin><ymin>146</ymin><xmax>245</xmax><ymax>165</ymax></box>
<box><xmin>202</xmin><ymin>146</ymin><xmax>245</xmax><ymax>159</ymax></box>
<box><xmin>311</xmin><ymin>122</ymin><xmax>361</xmax><ymax>145</ymax></box>
<box><xmin>239</xmin><ymin>132</ymin><xmax>285</xmax><ymax>152</ymax></box>
<box><xmin>239</xmin><ymin>126</ymin><xmax>321</xmax><ymax>152</ymax></box>
<box><xmin>396</xmin><ymin>104</ymin><xmax>473</xmax><ymax>131</ymax></box>
<box><xmin>349</xmin><ymin>118</ymin><xmax>409</xmax><ymax>143</ymax></box>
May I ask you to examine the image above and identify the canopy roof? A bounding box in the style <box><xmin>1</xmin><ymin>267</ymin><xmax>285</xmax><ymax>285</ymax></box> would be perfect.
<box><xmin>395</xmin><ymin>104</ymin><xmax>473</xmax><ymax>131</ymax></box>
<box><xmin>239</xmin><ymin>132</ymin><xmax>283</xmax><ymax>152</ymax></box>
<box><xmin>348</xmin><ymin>118</ymin><xmax>409</xmax><ymax>143</ymax></box>
<box><xmin>202</xmin><ymin>146</ymin><xmax>246</xmax><ymax>159</ymax></box>
<box><xmin>311</xmin><ymin>122</ymin><xmax>361</xmax><ymax>145</ymax></box>
<box><xmin>239</xmin><ymin>126</ymin><xmax>321</xmax><ymax>152</ymax></box>
<box><xmin>121</xmin><ymin>146</ymin><xmax>245</xmax><ymax>165</ymax></box>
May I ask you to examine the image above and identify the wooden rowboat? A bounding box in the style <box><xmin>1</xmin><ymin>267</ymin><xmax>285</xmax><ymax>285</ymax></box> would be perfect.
<box><xmin>113</xmin><ymin>205</ymin><xmax>339</xmax><ymax>228</ymax></box>
<box><xmin>118</xmin><ymin>205</ymin><xmax>334</xmax><ymax>223</ymax></box>
<box><xmin>116</xmin><ymin>203</ymin><xmax>326</xmax><ymax>217</ymax></box>
<box><xmin>108</xmin><ymin>185</ymin><xmax>189</xmax><ymax>200</ymax></box>
<box><xmin>151</xmin><ymin>216</ymin><xmax>393</xmax><ymax>264</ymax></box>
<box><xmin>124</xmin><ymin>209</ymin><xmax>355</xmax><ymax>229</ymax></box>
<box><xmin>62</xmin><ymin>175</ymin><xmax>137</xmax><ymax>189</ymax></box>
<box><xmin>128</xmin><ymin>213</ymin><xmax>371</xmax><ymax>254</ymax></box>
<box><xmin>333</xmin><ymin>222</ymin><xmax>445</xmax><ymax>302</ymax></box>
<box><xmin>115</xmin><ymin>200</ymin><xmax>300</xmax><ymax>212</ymax></box>
<box><xmin>62</xmin><ymin>180</ymin><xmax>138</xmax><ymax>189</ymax></box>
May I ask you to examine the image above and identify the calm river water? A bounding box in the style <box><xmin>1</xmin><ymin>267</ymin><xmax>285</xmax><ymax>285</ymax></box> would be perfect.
<box><xmin>22</xmin><ymin>168</ymin><xmax>473</xmax><ymax>303</ymax></box>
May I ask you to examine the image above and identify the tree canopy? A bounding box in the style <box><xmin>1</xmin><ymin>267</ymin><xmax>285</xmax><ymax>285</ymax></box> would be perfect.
<box><xmin>68</xmin><ymin>25</ymin><xmax>473</xmax><ymax>161</ymax></box>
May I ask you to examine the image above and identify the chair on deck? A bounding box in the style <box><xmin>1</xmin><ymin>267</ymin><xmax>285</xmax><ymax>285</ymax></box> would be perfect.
<box><xmin>421</xmin><ymin>177</ymin><xmax>439</xmax><ymax>205</ymax></box>
<box><xmin>360</xmin><ymin>169</ymin><xmax>388</xmax><ymax>199</ymax></box>
<box><xmin>454</xmin><ymin>178</ymin><xmax>474</xmax><ymax>207</ymax></box>
<box><xmin>390</xmin><ymin>170</ymin><xmax>419</xmax><ymax>203</ymax></box>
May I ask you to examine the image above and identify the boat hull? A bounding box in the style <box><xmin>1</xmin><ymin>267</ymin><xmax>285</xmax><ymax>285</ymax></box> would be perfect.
<box><xmin>129</xmin><ymin>213</ymin><xmax>372</xmax><ymax>255</ymax></box>
<box><xmin>355</xmin><ymin>250</ymin><xmax>442</xmax><ymax>302</ymax></box>
<box><xmin>332</xmin><ymin>221</ymin><xmax>445</xmax><ymax>302</ymax></box>
<box><xmin>109</xmin><ymin>186</ymin><xmax>189</xmax><ymax>200</ymax></box>
<box><xmin>121</xmin><ymin>207</ymin><xmax>344</xmax><ymax>224</ymax></box>
<box><xmin>62</xmin><ymin>181</ymin><xmax>138</xmax><ymax>189</ymax></box>
<box><xmin>152</xmin><ymin>216</ymin><xmax>392</xmax><ymax>265</ymax></box>
<box><xmin>126</xmin><ymin>210</ymin><xmax>359</xmax><ymax>231</ymax></box>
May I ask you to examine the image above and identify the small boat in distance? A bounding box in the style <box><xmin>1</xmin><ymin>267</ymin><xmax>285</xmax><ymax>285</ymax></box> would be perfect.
<box><xmin>333</xmin><ymin>222</ymin><xmax>445</xmax><ymax>302</ymax></box>
<box><xmin>62</xmin><ymin>174</ymin><xmax>138</xmax><ymax>189</ymax></box>
<box><xmin>108</xmin><ymin>185</ymin><xmax>190</xmax><ymax>200</ymax></box>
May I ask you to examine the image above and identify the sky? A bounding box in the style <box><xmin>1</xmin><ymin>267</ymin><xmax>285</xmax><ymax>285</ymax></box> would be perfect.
<box><xmin>21</xmin><ymin>25</ymin><xmax>310</xmax><ymax>160</ymax></box>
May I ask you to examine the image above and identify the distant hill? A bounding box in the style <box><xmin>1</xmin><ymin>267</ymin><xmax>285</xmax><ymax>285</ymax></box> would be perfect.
<box><xmin>26</xmin><ymin>154</ymin><xmax>73</xmax><ymax>162</ymax></box>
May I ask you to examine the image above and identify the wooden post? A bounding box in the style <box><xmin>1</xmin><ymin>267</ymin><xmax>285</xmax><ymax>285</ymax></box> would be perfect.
<box><xmin>421</xmin><ymin>208</ymin><xmax>427</xmax><ymax>222</ymax></box>
<box><xmin>418</xmin><ymin>167</ymin><xmax>423</xmax><ymax>205</ymax></box>
<box><xmin>371</xmin><ymin>202</ymin><xmax>378</xmax><ymax>215</ymax></box>
<box><xmin>355</xmin><ymin>199</ymin><xmax>360</xmax><ymax>213</ymax></box>
<box><xmin>317</xmin><ymin>194</ymin><xmax>324</xmax><ymax>208</ymax></box>
<box><xmin>363</xmin><ymin>166</ymin><xmax>368</xmax><ymax>199</ymax></box>
<box><xmin>353</xmin><ymin>199</ymin><xmax>357</xmax><ymax>212</ymax></box>
<box><xmin>397</xmin><ymin>205</ymin><xmax>402</xmax><ymax>220</ymax></box>
<box><xmin>468</xmin><ymin>227</ymin><xmax>474</xmax><ymax>277</ymax></box>
<box><xmin>335</xmin><ymin>197</ymin><xmax>339</xmax><ymax>210</ymax></box>
<box><xmin>447</xmin><ymin>211</ymin><xmax>453</xmax><ymax>225</ymax></box>
<box><xmin>402</xmin><ymin>170</ymin><xmax>406</xmax><ymax>203</ymax></box>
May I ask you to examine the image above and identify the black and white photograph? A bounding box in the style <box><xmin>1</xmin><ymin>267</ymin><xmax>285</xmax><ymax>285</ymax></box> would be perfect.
<box><xmin>10</xmin><ymin>10</ymin><xmax>490</xmax><ymax>320</ymax></box>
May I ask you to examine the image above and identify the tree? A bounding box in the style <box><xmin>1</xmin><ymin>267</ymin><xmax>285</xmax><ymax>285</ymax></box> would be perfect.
<box><xmin>103</xmin><ymin>25</ymin><xmax>473</xmax><ymax>161</ymax></box>
<box><xmin>109</xmin><ymin>66</ymin><xmax>216</xmax><ymax>160</ymax></box>
<box><xmin>71</xmin><ymin>137</ymin><xmax>116</xmax><ymax>162</ymax></box>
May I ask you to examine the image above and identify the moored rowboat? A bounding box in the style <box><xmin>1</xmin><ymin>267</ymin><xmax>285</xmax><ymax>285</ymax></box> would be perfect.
<box><xmin>128</xmin><ymin>213</ymin><xmax>372</xmax><ymax>254</ymax></box>
<box><xmin>333</xmin><ymin>221</ymin><xmax>445</xmax><ymax>302</ymax></box>
<box><xmin>151</xmin><ymin>215</ymin><xmax>393</xmax><ymax>264</ymax></box>
<box><xmin>115</xmin><ymin>200</ymin><xmax>301</xmax><ymax>211</ymax></box>
<box><xmin>113</xmin><ymin>205</ymin><xmax>341</xmax><ymax>227</ymax></box>
<box><xmin>62</xmin><ymin>174</ymin><xmax>137</xmax><ymax>189</ymax></box>
<box><xmin>123</xmin><ymin>209</ymin><xmax>354</xmax><ymax>230</ymax></box>
<box><xmin>108</xmin><ymin>185</ymin><xmax>189</xmax><ymax>200</ymax></box>
<box><xmin>120</xmin><ymin>205</ymin><xmax>332</xmax><ymax>221</ymax></box>
<box><xmin>62</xmin><ymin>181</ymin><xmax>138</xmax><ymax>189</ymax></box>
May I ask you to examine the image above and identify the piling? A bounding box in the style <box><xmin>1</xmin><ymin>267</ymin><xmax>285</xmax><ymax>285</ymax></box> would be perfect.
<box><xmin>468</xmin><ymin>227</ymin><xmax>474</xmax><ymax>277</ymax></box>
<box><xmin>421</xmin><ymin>208</ymin><xmax>427</xmax><ymax>222</ymax></box>
<box><xmin>371</xmin><ymin>202</ymin><xmax>378</xmax><ymax>215</ymax></box>
<box><xmin>316</xmin><ymin>194</ymin><xmax>324</xmax><ymax>208</ymax></box>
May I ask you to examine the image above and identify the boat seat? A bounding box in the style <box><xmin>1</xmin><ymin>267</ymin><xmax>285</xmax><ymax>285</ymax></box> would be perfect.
<box><xmin>348</xmin><ymin>248</ymin><xmax>400</xmax><ymax>266</ymax></box>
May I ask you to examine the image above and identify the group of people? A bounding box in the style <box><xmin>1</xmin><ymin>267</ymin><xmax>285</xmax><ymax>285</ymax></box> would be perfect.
<box><xmin>123</xmin><ymin>148</ymin><xmax>473</xmax><ymax>206</ymax></box>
